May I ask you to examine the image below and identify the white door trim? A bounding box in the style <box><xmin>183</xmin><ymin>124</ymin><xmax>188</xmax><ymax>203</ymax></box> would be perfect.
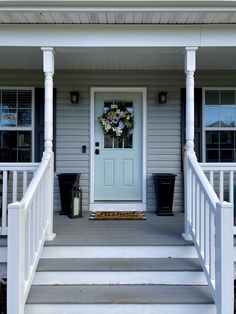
<box><xmin>89</xmin><ymin>87</ymin><xmax>147</xmax><ymax>212</ymax></box>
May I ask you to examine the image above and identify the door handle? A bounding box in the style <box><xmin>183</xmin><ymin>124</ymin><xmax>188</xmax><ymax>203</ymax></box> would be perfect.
<box><xmin>95</xmin><ymin>149</ymin><xmax>100</xmax><ymax>155</ymax></box>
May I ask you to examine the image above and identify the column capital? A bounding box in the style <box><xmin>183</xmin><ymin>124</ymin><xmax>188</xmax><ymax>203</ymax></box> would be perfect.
<box><xmin>185</xmin><ymin>47</ymin><xmax>198</xmax><ymax>73</ymax></box>
<box><xmin>41</xmin><ymin>47</ymin><xmax>55</xmax><ymax>74</ymax></box>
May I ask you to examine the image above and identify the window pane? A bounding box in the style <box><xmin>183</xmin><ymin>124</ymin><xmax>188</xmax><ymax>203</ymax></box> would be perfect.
<box><xmin>114</xmin><ymin>137</ymin><xmax>123</xmax><ymax>148</ymax></box>
<box><xmin>0</xmin><ymin>131</ymin><xmax>31</xmax><ymax>162</ymax></box>
<box><xmin>0</xmin><ymin>131</ymin><xmax>17</xmax><ymax>161</ymax></box>
<box><xmin>2</xmin><ymin>90</ymin><xmax>17</xmax><ymax>108</ymax></box>
<box><xmin>18</xmin><ymin>90</ymin><xmax>32</xmax><ymax>109</ymax></box>
<box><xmin>206</xmin><ymin>150</ymin><xmax>219</xmax><ymax>162</ymax></box>
<box><xmin>18</xmin><ymin>109</ymin><xmax>31</xmax><ymax>126</ymax></box>
<box><xmin>221</xmin><ymin>90</ymin><xmax>235</xmax><ymax>105</ymax></box>
<box><xmin>220</xmin><ymin>131</ymin><xmax>234</xmax><ymax>149</ymax></box>
<box><xmin>205</xmin><ymin>90</ymin><xmax>219</xmax><ymax>105</ymax></box>
<box><xmin>220</xmin><ymin>105</ymin><xmax>235</xmax><ymax>127</ymax></box>
<box><xmin>206</xmin><ymin>131</ymin><xmax>219</xmax><ymax>149</ymax></box>
<box><xmin>124</xmin><ymin>132</ymin><xmax>133</xmax><ymax>148</ymax></box>
<box><xmin>104</xmin><ymin>134</ymin><xmax>113</xmax><ymax>148</ymax></box>
<box><xmin>205</xmin><ymin>105</ymin><xmax>219</xmax><ymax>127</ymax></box>
<box><xmin>220</xmin><ymin>150</ymin><xmax>234</xmax><ymax>162</ymax></box>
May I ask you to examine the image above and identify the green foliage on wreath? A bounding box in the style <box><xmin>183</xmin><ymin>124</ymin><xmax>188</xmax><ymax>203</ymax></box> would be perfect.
<box><xmin>98</xmin><ymin>104</ymin><xmax>134</xmax><ymax>138</ymax></box>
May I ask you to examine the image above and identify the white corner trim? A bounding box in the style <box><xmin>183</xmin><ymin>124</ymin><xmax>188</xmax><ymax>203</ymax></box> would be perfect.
<box><xmin>89</xmin><ymin>87</ymin><xmax>147</xmax><ymax>211</ymax></box>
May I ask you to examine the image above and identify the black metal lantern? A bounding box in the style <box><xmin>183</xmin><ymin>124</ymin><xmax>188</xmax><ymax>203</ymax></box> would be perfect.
<box><xmin>158</xmin><ymin>91</ymin><xmax>168</xmax><ymax>104</ymax></box>
<box><xmin>70</xmin><ymin>91</ymin><xmax>80</xmax><ymax>104</ymax></box>
<box><xmin>70</xmin><ymin>175</ymin><xmax>82</xmax><ymax>218</ymax></box>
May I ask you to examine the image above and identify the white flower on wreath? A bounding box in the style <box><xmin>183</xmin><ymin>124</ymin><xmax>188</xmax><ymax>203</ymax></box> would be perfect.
<box><xmin>115</xmin><ymin>127</ymin><xmax>123</xmax><ymax>137</ymax></box>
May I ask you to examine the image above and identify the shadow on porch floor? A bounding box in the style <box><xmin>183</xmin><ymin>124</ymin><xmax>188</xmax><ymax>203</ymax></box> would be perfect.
<box><xmin>46</xmin><ymin>212</ymin><xmax>192</xmax><ymax>247</ymax></box>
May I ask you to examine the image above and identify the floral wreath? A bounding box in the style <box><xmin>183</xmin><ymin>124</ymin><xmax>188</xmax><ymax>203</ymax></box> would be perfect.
<box><xmin>98</xmin><ymin>104</ymin><xmax>134</xmax><ymax>138</ymax></box>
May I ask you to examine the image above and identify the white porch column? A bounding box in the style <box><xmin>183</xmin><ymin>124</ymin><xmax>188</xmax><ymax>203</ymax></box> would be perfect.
<box><xmin>42</xmin><ymin>47</ymin><xmax>56</xmax><ymax>241</ymax></box>
<box><xmin>185</xmin><ymin>47</ymin><xmax>198</xmax><ymax>153</ymax></box>
<box><xmin>42</xmin><ymin>47</ymin><xmax>54</xmax><ymax>152</ymax></box>
<box><xmin>182</xmin><ymin>47</ymin><xmax>198</xmax><ymax>241</ymax></box>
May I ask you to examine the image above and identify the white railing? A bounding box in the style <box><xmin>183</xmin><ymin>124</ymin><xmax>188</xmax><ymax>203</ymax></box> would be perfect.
<box><xmin>185</xmin><ymin>152</ymin><xmax>234</xmax><ymax>314</ymax></box>
<box><xmin>200</xmin><ymin>162</ymin><xmax>236</xmax><ymax>236</ymax></box>
<box><xmin>7</xmin><ymin>152</ymin><xmax>54</xmax><ymax>314</ymax></box>
<box><xmin>0</xmin><ymin>163</ymin><xmax>39</xmax><ymax>235</ymax></box>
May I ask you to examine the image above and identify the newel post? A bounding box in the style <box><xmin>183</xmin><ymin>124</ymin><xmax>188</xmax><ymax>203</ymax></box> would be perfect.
<box><xmin>215</xmin><ymin>202</ymin><xmax>234</xmax><ymax>314</ymax></box>
<box><xmin>7</xmin><ymin>202</ymin><xmax>25</xmax><ymax>314</ymax></box>
<box><xmin>182</xmin><ymin>47</ymin><xmax>198</xmax><ymax>241</ymax></box>
<box><xmin>42</xmin><ymin>47</ymin><xmax>56</xmax><ymax>241</ymax></box>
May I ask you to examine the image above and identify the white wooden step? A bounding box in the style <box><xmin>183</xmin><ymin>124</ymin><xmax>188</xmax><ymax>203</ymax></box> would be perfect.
<box><xmin>25</xmin><ymin>285</ymin><xmax>215</xmax><ymax>314</ymax></box>
<box><xmin>41</xmin><ymin>245</ymin><xmax>198</xmax><ymax>259</ymax></box>
<box><xmin>33</xmin><ymin>258</ymin><xmax>207</xmax><ymax>285</ymax></box>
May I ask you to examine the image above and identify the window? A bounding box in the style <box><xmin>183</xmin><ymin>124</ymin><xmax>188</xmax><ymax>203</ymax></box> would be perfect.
<box><xmin>0</xmin><ymin>88</ymin><xmax>34</xmax><ymax>162</ymax></box>
<box><xmin>204</xmin><ymin>89</ymin><xmax>236</xmax><ymax>162</ymax></box>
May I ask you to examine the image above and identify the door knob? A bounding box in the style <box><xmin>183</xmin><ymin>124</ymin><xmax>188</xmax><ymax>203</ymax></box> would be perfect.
<box><xmin>95</xmin><ymin>149</ymin><xmax>100</xmax><ymax>155</ymax></box>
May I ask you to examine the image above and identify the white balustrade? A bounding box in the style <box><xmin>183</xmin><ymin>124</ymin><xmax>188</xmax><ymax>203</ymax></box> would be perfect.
<box><xmin>186</xmin><ymin>153</ymin><xmax>234</xmax><ymax>314</ymax></box>
<box><xmin>7</xmin><ymin>152</ymin><xmax>54</xmax><ymax>314</ymax></box>
<box><xmin>0</xmin><ymin>163</ymin><xmax>39</xmax><ymax>235</ymax></box>
<box><xmin>200</xmin><ymin>163</ymin><xmax>236</xmax><ymax>235</ymax></box>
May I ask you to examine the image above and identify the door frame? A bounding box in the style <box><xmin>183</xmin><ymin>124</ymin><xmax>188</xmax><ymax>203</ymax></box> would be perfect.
<box><xmin>89</xmin><ymin>87</ymin><xmax>147</xmax><ymax>211</ymax></box>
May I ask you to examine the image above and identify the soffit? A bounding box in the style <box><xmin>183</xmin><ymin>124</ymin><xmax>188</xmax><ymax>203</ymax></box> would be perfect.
<box><xmin>1</xmin><ymin>1</ymin><xmax>236</xmax><ymax>24</ymax></box>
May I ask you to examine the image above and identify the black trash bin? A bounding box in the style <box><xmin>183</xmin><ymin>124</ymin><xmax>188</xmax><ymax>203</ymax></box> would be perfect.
<box><xmin>153</xmin><ymin>173</ymin><xmax>176</xmax><ymax>216</ymax></box>
<box><xmin>57</xmin><ymin>173</ymin><xmax>81</xmax><ymax>215</ymax></box>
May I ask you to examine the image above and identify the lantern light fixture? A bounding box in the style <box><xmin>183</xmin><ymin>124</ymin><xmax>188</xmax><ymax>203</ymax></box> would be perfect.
<box><xmin>158</xmin><ymin>91</ymin><xmax>168</xmax><ymax>104</ymax></box>
<box><xmin>70</xmin><ymin>91</ymin><xmax>80</xmax><ymax>104</ymax></box>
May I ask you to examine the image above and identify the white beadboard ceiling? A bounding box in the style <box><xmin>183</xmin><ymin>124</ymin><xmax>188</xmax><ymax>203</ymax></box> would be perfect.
<box><xmin>0</xmin><ymin>11</ymin><xmax>236</xmax><ymax>24</ymax></box>
<box><xmin>0</xmin><ymin>47</ymin><xmax>236</xmax><ymax>70</ymax></box>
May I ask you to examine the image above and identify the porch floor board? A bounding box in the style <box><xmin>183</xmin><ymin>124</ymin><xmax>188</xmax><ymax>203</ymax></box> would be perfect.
<box><xmin>46</xmin><ymin>212</ymin><xmax>192</xmax><ymax>247</ymax></box>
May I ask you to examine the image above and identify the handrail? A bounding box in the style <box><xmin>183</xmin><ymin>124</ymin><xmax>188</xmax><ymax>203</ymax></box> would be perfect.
<box><xmin>7</xmin><ymin>152</ymin><xmax>54</xmax><ymax>314</ymax></box>
<box><xmin>0</xmin><ymin>163</ymin><xmax>39</xmax><ymax>235</ymax></box>
<box><xmin>186</xmin><ymin>152</ymin><xmax>234</xmax><ymax>314</ymax></box>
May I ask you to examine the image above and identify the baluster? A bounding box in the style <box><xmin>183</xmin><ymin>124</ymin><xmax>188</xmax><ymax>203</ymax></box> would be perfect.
<box><xmin>219</xmin><ymin>170</ymin><xmax>224</xmax><ymax>202</ymax></box>
<box><xmin>26</xmin><ymin>211</ymin><xmax>31</xmax><ymax>281</ymax></box>
<box><xmin>23</xmin><ymin>171</ymin><xmax>28</xmax><ymax>194</ymax></box>
<box><xmin>229</xmin><ymin>171</ymin><xmax>234</xmax><ymax>205</ymax></box>
<box><xmin>199</xmin><ymin>191</ymin><xmax>204</xmax><ymax>253</ymax></box>
<box><xmin>31</xmin><ymin>201</ymin><xmax>35</xmax><ymax>265</ymax></box>
<box><xmin>209</xmin><ymin>210</ymin><xmax>215</xmax><ymax>281</ymax></box>
<box><xmin>13</xmin><ymin>171</ymin><xmax>18</xmax><ymax>202</ymax></box>
<box><xmin>204</xmin><ymin>201</ymin><xmax>210</xmax><ymax>266</ymax></box>
<box><xmin>36</xmin><ymin>191</ymin><xmax>40</xmax><ymax>252</ymax></box>
<box><xmin>209</xmin><ymin>171</ymin><xmax>214</xmax><ymax>187</ymax></box>
<box><xmin>2</xmin><ymin>171</ymin><xmax>8</xmax><ymax>230</ymax></box>
<box><xmin>195</xmin><ymin>181</ymin><xmax>199</xmax><ymax>242</ymax></box>
<box><xmin>192</xmin><ymin>174</ymin><xmax>196</xmax><ymax>232</ymax></box>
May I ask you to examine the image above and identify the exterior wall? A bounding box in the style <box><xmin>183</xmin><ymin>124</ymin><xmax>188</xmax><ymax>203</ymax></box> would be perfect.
<box><xmin>1</xmin><ymin>69</ymin><xmax>235</xmax><ymax>212</ymax></box>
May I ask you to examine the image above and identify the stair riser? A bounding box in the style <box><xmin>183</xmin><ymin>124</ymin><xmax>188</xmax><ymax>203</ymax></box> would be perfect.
<box><xmin>33</xmin><ymin>271</ymin><xmax>207</xmax><ymax>285</ymax></box>
<box><xmin>25</xmin><ymin>304</ymin><xmax>216</xmax><ymax>314</ymax></box>
<box><xmin>42</xmin><ymin>246</ymin><xmax>197</xmax><ymax>259</ymax></box>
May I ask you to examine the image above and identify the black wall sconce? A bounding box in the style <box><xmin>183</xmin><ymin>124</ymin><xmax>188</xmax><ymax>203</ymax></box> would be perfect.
<box><xmin>70</xmin><ymin>91</ymin><xmax>80</xmax><ymax>104</ymax></box>
<box><xmin>158</xmin><ymin>91</ymin><xmax>168</xmax><ymax>104</ymax></box>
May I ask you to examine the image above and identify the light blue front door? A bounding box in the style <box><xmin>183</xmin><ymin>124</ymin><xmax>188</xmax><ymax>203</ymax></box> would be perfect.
<box><xmin>94</xmin><ymin>92</ymin><xmax>142</xmax><ymax>201</ymax></box>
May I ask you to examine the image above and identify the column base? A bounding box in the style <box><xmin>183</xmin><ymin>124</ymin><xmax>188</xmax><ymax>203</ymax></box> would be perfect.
<box><xmin>181</xmin><ymin>232</ymin><xmax>193</xmax><ymax>242</ymax></box>
<box><xmin>45</xmin><ymin>233</ymin><xmax>56</xmax><ymax>241</ymax></box>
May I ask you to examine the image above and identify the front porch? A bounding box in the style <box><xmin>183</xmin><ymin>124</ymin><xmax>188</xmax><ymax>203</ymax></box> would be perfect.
<box><xmin>0</xmin><ymin>24</ymin><xmax>236</xmax><ymax>313</ymax></box>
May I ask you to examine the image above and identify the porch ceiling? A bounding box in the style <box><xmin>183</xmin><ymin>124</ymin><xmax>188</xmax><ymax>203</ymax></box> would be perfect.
<box><xmin>0</xmin><ymin>47</ymin><xmax>236</xmax><ymax>70</ymax></box>
<box><xmin>1</xmin><ymin>1</ymin><xmax>236</xmax><ymax>24</ymax></box>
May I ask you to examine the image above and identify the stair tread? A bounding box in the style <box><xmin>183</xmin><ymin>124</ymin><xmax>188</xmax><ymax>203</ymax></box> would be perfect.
<box><xmin>27</xmin><ymin>285</ymin><xmax>214</xmax><ymax>304</ymax></box>
<box><xmin>37</xmin><ymin>258</ymin><xmax>202</xmax><ymax>272</ymax></box>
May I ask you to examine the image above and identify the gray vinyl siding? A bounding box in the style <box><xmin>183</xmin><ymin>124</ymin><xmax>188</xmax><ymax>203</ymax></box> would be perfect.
<box><xmin>1</xmin><ymin>70</ymin><xmax>236</xmax><ymax>212</ymax></box>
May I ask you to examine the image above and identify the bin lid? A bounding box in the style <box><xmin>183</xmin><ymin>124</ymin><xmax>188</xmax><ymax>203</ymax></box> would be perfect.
<box><xmin>152</xmin><ymin>173</ymin><xmax>176</xmax><ymax>177</ymax></box>
<box><xmin>57</xmin><ymin>173</ymin><xmax>81</xmax><ymax>178</ymax></box>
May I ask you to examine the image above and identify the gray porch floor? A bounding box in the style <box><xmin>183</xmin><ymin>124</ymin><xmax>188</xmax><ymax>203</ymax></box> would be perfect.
<box><xmin>46</xmin><ymin>212</ymin><xmax>191</xmax><ymax>246</ymax></box>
